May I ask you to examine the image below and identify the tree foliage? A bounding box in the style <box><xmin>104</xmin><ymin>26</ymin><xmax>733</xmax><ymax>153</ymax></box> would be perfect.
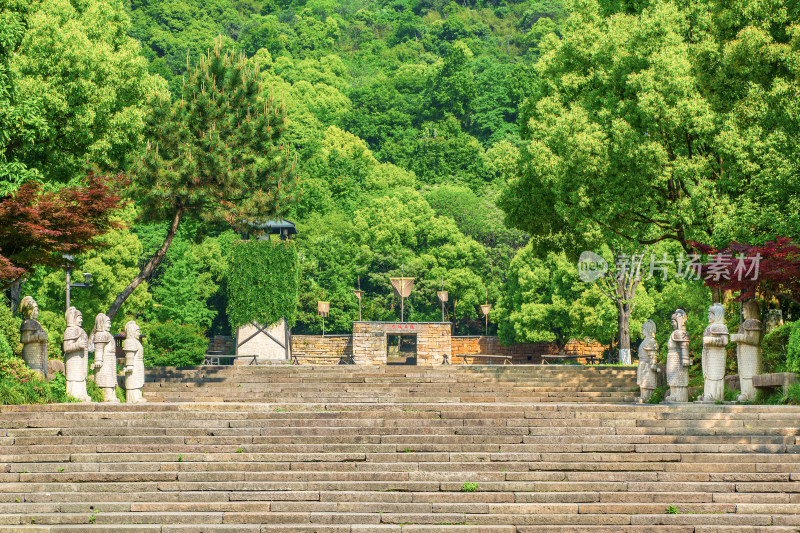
<box><xmin>0</xmin><ymin>173</ymin><xmax>125</xmax><ymax>287</ymax></box>
<box><xmin>107</xmin><ymin>36</ymin><xmax>298</xmax><ymax>319</ymax></box>
<box><xmin>1</xmin><ymin>0</ymin><xmax>158</xmax><ymax>189</ymax></box>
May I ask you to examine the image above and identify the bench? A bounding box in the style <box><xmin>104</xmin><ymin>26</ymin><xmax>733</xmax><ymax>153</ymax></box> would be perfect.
<box><xmin>541</xmin><ymin>354</ymin><xmax>603</xmax><ymax>365</ymax></box>
<box><xmin>203</xmin><ymin>354</ymin><xmax>257</xmax><ymax>366</ymax></box>
<box><xmin>753</xmin><ymin>372</ymin><xmax>798</xmax><ymax>394</ymax></box>
<box><xmin>291</xmin><ymin>354</ymin><xmax>354</xmax><ymax>365</ymax></box>
<box><xmin>454</xmin><ymin>354</ymin><xmax>512</xmax><ymax>365</ymax></box>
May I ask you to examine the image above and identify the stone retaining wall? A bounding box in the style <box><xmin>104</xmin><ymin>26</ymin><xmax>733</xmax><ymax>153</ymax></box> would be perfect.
<box><xmin>288</xmin><ymin>332</ymin><xmax>606</xmax><ymax>365</ymax></box>
<box><xmin>451</xmin><ymin>336</ymin><xmax>606</xmax><ymax>365</ymax></box>
<box><xmin>290</xmin><ymin>335</ymin><xmax>352</xmax><ymax>364</ymax></box>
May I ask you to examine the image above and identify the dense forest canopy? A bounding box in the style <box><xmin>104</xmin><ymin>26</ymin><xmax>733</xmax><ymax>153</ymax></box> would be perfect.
<box><xmin>2</xmin><ymin>0</ymin><xmax>798</xmax><ymax>366</ymax></box>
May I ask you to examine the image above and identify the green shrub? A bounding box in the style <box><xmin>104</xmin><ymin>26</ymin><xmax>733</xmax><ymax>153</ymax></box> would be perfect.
<box><xmin>784</xmin><ymin>382</ymin><xmax>800</xmax><ymax>405</ymax></box>
<box><xmin>0</xmin><ymin>297</ymin><xmax>21</xmax><ymax>356</ymax></box>
<box><xmin>461</xmin><ymin>482</ymin><xmax>478</xmax><ymax>492</ymax></box>
<box><xmin>0</xmin><ymin>371</ymin><xmax>76</xmax><ymax>405</ymax></box>
<box><xmin>0</xmin><ymin>332</ymin><xmax>12</xmax><ymax>358</ymax></box>
<box><xmin>786</xmin><ymin>321</ymin><xmax>800</xmax><ymax>373</ymax></box>
<box><xmin>762</xmin><ymin>322</ymin><xmax>792</xmax><ymax>373</ymax></box>
<box><xmin>86</xmin><ymin>379</ymin><xmax>104</xmax><ymax>403</ymax></box>
<box><xmin>647</xmin><ymin>386</ymin><xmax>667</xmax><ymax>404</ymax></box>
<box><xmin>144</xmin><ymin>321</ymin><xmax>207</xmax><ymax>367</ymax></box>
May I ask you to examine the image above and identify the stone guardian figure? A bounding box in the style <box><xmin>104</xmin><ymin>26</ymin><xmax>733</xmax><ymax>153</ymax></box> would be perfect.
<box><xmin>636</xmin><ymin>319</ymin><xmax>659</xmax><ymax>403</ymax></box>
<box><xmin>731</xmin><ymin>300</ymin><xmax>763</xmax><ymax>402</ymax></box>
<box><xmin>697</xmin><ymin>303</ymin><xmax>729</xmax><ymax>403</ymax></box>
<box><xmin>63</xmin><ymin>307</ymin><xmax>91</xmax><ymax>402</ymax></box>
<box><xmin>123</xmin><ymin>321</ymin><xmax>146</xmax><ymax>403</ymax></box>
<box><xmin>90</xmin><ymin>313</ymin><xmax>119</xmax><ymax>403</ymax></box>
<box><xmin>20</xmin><ymin>296</ymin><xmax>48</xmax><ymax>377</ymax></box>
<box><xmin>664</xmin><ymin>309</ymin><xmax>691</xmax><ymax>403</ymax></box>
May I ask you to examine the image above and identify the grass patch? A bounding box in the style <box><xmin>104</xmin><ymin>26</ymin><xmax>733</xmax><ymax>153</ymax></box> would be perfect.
<box><xmin>665</xmin><ymin>505</ymin><xmax>679</xmax><ymax>514</ymax></box>
<box><xmin>461</xmin><ymin>482</ymin><xmax>478</xmax><ymax>492</ymax></box>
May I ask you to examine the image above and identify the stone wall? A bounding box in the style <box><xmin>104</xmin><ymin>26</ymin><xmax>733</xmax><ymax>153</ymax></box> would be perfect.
<box><xmin>451</xmin><ymin>336</ymin><xmax>606</xmax><ymax>364</ymax></box>
<box><xmin>352</xmin><ymin>322</ymin><xmax>452</xmax><ymax>365</ymax></box>
<box><xmin>290</xmin><ymin>335</ymin><xmax>352</xmax><ymax>364</ymax></box>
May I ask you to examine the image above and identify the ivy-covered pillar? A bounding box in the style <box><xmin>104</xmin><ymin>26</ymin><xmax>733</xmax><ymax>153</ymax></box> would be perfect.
<box><xmin>227</xmin><ymin>239</ymin><xmax>300</xmax><ymax>362</ymax></box>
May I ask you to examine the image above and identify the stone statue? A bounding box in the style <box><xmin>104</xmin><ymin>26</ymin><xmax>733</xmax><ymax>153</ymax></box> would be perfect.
<box><xmin>697</xmin><ymin>304</ymin><xmax>729</xmax><ymax>403</ymax></box>
<box><xmin>636</xmin><ymin>319</ymin><xmax>659</xmax><ymax>403</ymax></box>
<box><xmin>63</xmin><ymin>307</ymin><xmax>91</xmax><ymax>402</ymax></box>
<box><xmin>20</xmin><ymin>296</ymin><xmax>48</xmax><ymax>377</ymax></box>
<box><xmin>90</xmin><ymin>313</ymin><xmax>118</xmax><ymax>403</ymax></box>
<box><xmin>731</xmin><ymin>299</ymin><xmax>763</xmax><ymax>402</ymax></box>
<box><xmin>123</xmin><ymin>321</ymin><xmax>146</xmax><ymax>403</ymax></box>
<box><xmin>664</xmin><ymin>309</ymin><xmax>691</xmax><ymax>403</ymax></box>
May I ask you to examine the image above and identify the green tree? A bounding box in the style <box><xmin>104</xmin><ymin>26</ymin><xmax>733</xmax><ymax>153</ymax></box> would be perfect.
<box><xmin>501</xmin><ymin>0</ymin><xmax>800</xmax><ymax>252</ymax></box>
<box><xmin>107</xmin><ymin>37</ymin><xmax>297</xmax><ymax>320</ymax></box>
<box><xmin>1</xmin><ymin>0</ymin><xmax>158</xmax><ymax>189</ymax></box>
<box><xmin>497</xmin><ymin>247</ymin><xmax>586</xmax><ymax>352</ymax></box>
<box><xmin>423</xmin><ymin>41</ymin><xmax>476</xmax><ymax>128</ymax></box>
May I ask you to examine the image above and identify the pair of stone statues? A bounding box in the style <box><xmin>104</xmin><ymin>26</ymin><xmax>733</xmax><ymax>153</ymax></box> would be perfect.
<box><xmin>19</xmin><ymin>296</ymin><xmax>146</xmax><ymax>403</ymax></box>
<box><xmin>636</xmin><ymin>300</ymin><xmax>763</xmax><ymax>404</ymax></box>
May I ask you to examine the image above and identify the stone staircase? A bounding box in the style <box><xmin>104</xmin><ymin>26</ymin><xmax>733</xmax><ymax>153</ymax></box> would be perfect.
<box><xmin>142</xmin><ymin>364</ymin><xmax>640</xmax><ymax>403</ymax></box>
<box><xmin>0</xmin><ymin>365</ymin><xmax>798</xmax><ymax>532</ymax></box>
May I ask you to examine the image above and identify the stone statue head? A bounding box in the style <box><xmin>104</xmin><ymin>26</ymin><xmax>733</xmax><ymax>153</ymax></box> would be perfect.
<box><xmin>743</xmin><ymin>299</ymin><xmax>761</xmax><ymax>321</ymax></box>
<box><xmin>671</xmin><ymin>309</ymin><xmax>687</xmax><ymax>330</ymax></box>
<box><xmin>94</xmin><ymin>313</ymin><xmax>111</xmax><ymax>333</ymax></box>
<box><xmin>20</xmin><ymin>296</ymin><xmax>38</xmax><ymax>320</ymax></box>
<box><xmin>124</xmin><ymin>320</ymin><xmax>140</xmax><ymax>340</ymax></box>
<box><xmin>641</xmin><ymin>319</ymin><xmax>656</xmax><ymax>339</ymax></box>
<box><xmin>707</xmin><ymin>303</ymin><xmax>725</xmax><ymax>324</ymax></box>
<box><xmin>65</xmin><ymin>306</ymin><xmax>82</xmax><ymax>328</ymax></box>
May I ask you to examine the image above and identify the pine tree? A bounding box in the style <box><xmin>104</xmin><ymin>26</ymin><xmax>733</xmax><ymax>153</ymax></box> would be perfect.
<box><xmin>107</xmin><ymin>36</ymin><xmax>297</xmax><ymax>320</ymax></box>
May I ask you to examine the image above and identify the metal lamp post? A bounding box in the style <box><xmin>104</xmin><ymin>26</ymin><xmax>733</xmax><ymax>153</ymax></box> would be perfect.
<box><xmin>318</xmin><ymin>290</ymin><xmax>330</xmax><ymax>336</ymax></box>
<box><xmin>389</xmin><ymin>264</ymin><xmax>414</xmax><ymax>322</ymax></box>
<box><xmin>353</xmin><ymin>277</ymin><xmax>364</xmax><ymax>321</ymax></box>
<box><xmin>436</xmin><ymin>279</ymin><xmax>448</xmax><ymax>322</ymax></box>
<box><xmin>63</xmin><ymin>254</ymin><xmax>92</xmax><ymax>310</ymax></box>
<box><xmin>480</xmin><ymin>289</ymin><xmax>491</xmax><ymax>337</ymax></box>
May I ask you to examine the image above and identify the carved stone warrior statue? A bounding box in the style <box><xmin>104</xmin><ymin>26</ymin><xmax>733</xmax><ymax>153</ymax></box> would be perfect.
<box><xmin>63</xmin><ymin>307</ymin><xmax>91</xmax><ymax>402</ymax></box>
<box><xmin>636</xmin><ymin>319</ymin><xmax>660</xmax><ymax>404</ymax></box>
<box><xmin>665</xmin><ymin>309</ymin><xmax>691</xmax><ymax>403</ymax></box>
<box><xmin>697</xmin><ymin>304</ymin><xmax>729</xmax><ymax>403</ymax></box>
<box><xmin>731</xmin><ymin>300</ymin><xmax>763</xmax><ymax>402</ymax></box>
<box><xmin>123</xmin><ymin>321</ymin><xmax>146</xmax><ymax>403</ymax></box>
<box><xmin>20</xmin><ymin>296</ymin><xmax>48</xmax><ymax>376</ymax></box>
<box><xmin>90</xmin><ymin>313</ymin><xmax>118</xmax><ymax>403</ymax></box>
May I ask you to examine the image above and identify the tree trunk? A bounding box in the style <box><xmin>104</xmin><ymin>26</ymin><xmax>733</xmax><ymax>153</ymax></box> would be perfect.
<box><xmin>711</xmin><ymin>287</ymin><xmax>722</xmax><ymax>304</ymax></box>
<box><xmin>618</xmin><ymin>301</ymin><xmax>631</xmax><ymax>364</ymax></box>
<box><xmin>106</xmin><ymin>208</ymin><xmax>183</xmax><ymax>321</ymax></box>
<box><xmin>9</xmin><ymin>279</ymin><xmax>22</xmax><ymax>316</ymax></box>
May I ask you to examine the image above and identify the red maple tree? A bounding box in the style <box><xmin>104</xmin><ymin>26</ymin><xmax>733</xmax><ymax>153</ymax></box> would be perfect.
<box><xmin>692</xmin><ymin>238</ymin><xmax>800</xmax><ymax>305</ymax></box>
<box><xmin>0</xmin><ymin>173</ymin><xmax>126</xmax><ymax>288</ymax></box>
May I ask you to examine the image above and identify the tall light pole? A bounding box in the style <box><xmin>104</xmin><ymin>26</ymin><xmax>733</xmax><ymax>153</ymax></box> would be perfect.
<box><xmin>63</xmin><ymin>254</ymin><xmax>92</xmax><ymax>311</ymax></box>
<box><xmin>353</xmin><ymin>276</ymin><xmax>364</xmax><ymax>321</ymax></box>
<box><xmin>436</xmin><ymin>278</ymin><xmax>448</xmax><ymax>323</ymax></box>
<box><xmin>480</xmin><ymin>288</ymin><xmax>491</xmax><ymax>337</ymax></box>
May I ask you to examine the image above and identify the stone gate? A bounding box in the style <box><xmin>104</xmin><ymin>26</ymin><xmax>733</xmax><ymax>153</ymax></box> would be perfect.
<box><xmin>352</xmin><ymin>321</ymin><xmax>451</xmax><ymax>365</ymax></box>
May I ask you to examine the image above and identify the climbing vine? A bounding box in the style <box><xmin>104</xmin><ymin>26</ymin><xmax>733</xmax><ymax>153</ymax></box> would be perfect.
<box><xmin>227</xmin><ymin>239</ymin><xmax>300</xmax><ymax>329</ymax></box>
